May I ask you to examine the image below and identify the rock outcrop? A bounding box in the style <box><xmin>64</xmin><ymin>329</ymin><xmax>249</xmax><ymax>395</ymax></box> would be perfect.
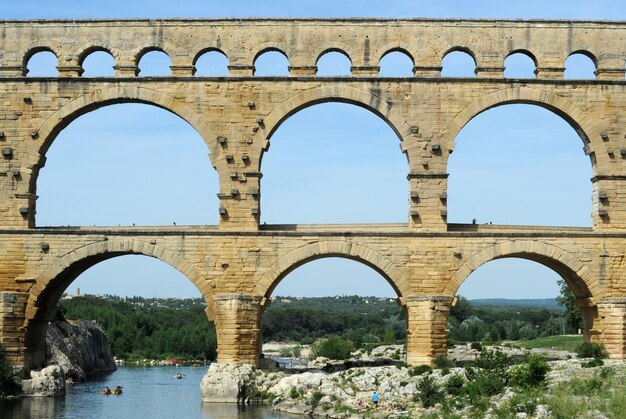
<box><xmin>200</xmin><ymin>344</ymin><xmax>626</xmax><ymax>418</ymax></box>
<box><xmin>46</xmin><ymin>319</ymin><xmax>116</xmax><ymax>381</ymax></box>
<box><xmin>21</xmin><ymin>365</ymin><xmax>66</xmax><ymax>397</ymax></box>
<box><xmin>200</xmin><ymin>363</ymin><xmax>255</xmax><ymax>403</ymax></box>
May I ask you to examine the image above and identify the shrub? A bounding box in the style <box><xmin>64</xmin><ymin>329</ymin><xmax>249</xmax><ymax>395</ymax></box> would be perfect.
<box><xmin>445</xmin><ymin>373</ymin><xmax>465</xmax><ymax>396</ymax></box>
<box><xmin>309</xmin><ymin>390</ymin><xmax>324</xmax><ymax>408</ymax></box>
<box><xmin>459</xmin><ymin>349</ymin><xmax>511</xmax><ymax>399</ymax></box>
<box><xmin>0</xmin><ymin>344</ymin><xmax>19</xmax><ymax>399</ymax></box>
<box><xmin>279</xmin><ymin>345</ymin><xmax>301</xmax><ymax>358</ymax></box>
<box><xmin>509</xmin><ymin>354</ymin><xmax>550</xmax><ymax>388</ymax></box>
<box><xmin>415</xmin><ymin>375</ymin><xmax>444</xmax><ymax>408</ymax></box>
<box><xmin>289</xmin><ymin>386</ymin><xmax>299</xmax><ymax>399</ymax></box>
<box><xmin>581</xmin><ymin>358</ymin><xmax>604</xmax><ymax>368</ymax></box>
<box><xmin>312</xmin><ymin>336</ymin><xmax>353</xmax><ymax>360</ymax></box>
<box><xmin>575</xmin><ymin>342</ymin><xmax>608</xmax><ymax>359</ymax></box>
<box><xmin>464</xmin><ymin>367</ymin><xmax>506</xmax><ymax>398</ymax></box>
<box><xmin>409</xmin><ymin>364</ymin><xmax>432</xmax><ymax>376</ymax></box>
<box><xmin>434</xmin><ymin>354</ymin><xmax>454</xmax><ymax>369</ymax></box>
<box><xmin>502</xmin><ymin>389</ymin><xmax>542</xmax><ymax>416</ymax></box>
<box><xmin>470</xmin><ymin>341</ymin><xmax>483</xmax><ymax>351</ymax></box>
<box><xmin>473</xmin><ymin>348</ymin><xmax>511</xmax><ymax>372</ymax></box>
<box><xmin>598</xmin><ymin>366</ymin><xmax>615</xmax><ymax>379</ymax></box>
<box><xmin>395</xmin><ymin>361</ymin><xmax>407</xmax><ymax>369</ymax></box>
<box><xmin>578</xmin><ymin>377</ymin><xmax>604</xmax><ymax>393</ymax></box>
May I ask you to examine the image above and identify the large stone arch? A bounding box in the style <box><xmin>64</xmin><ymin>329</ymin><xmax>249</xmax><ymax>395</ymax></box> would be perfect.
<box><xmin>26</xmin><ymin>85</ymin><xmax>218</xmax><ymax>195</ymax></box>
<box><xmin>256</xmin><ymin>84</ymin><xmax>413</xmax><ymax>167</ymax></box>
<box><xmin>21</xmin><ymin>238</ymin><xmax>213</xmax><ymax>368</ymax></box>
<box><xmin>445</xmin><ymin>240</ymin><xmax>598</xmax><ymax>299</ymax></box>
<box><xmin>442</xmin><ymin>87</ymin><xmax>606</xmax><ymax>175</ymax></box>
<box><xmin>253</xmin><ymin>240</ymin><xmax>409</xmax><ymax>298</ymax></box>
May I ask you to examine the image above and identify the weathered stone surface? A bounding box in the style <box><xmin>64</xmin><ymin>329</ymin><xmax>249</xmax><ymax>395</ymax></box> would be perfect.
<box><xmin>21</xmin><ymin>365</ymin><xmax>66</xmax><ymax>397</ymax></box>
<box><xmin>46</xmin><ymin>319</ymin><xmax>116</xmax><ymax>381</ymax></box>
<box><xmin>200</xmin><ymin>363</ymin><xmax>255</xmax><ymax>403</ymax></box>
<box><xmin>0</xmin><ymin>18</ymin><xmax>625</xmax><ymax>368</ymax></box>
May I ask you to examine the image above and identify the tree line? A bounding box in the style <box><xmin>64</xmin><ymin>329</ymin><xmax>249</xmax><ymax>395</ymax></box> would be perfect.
<box><xmin>59</xmin><ymin>296</ymin><xmax>217</xmax><ymax>361</ymax></box>
<box><xmin>57</xmin><ymin>287</ymin><xmax>582</xmax><ymax>360</ymax></box>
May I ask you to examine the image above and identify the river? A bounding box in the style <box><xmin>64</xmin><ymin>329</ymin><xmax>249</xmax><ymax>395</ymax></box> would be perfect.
<box><xmin>0</xmin><ymin>366</ymin><xmax>299</xmax><ymax>419</ymax></box>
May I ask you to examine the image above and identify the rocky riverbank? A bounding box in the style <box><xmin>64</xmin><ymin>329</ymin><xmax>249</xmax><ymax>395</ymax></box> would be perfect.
<box><xmin>46</xmin><ymin>319</ymin><xmax>117</xmax><ymax>382</ymax></box>
<box><xmin>201</xmin><ymin>344</ymin><xmax>626</xmax><ymax>418</ymax></box>
<box><xmin>12</xmin><ymin>319</ymin><xmax>117</xmax><ymax>398</ymax></box>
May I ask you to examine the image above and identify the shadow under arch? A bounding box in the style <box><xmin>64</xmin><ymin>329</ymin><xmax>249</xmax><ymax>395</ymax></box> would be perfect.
<box><xmin>253</xmin><ymin>240</ymin><xmax>409</xmax><ymax>298</ymax></box>
<box><xmin>256</xmin><ymin>85</ymin><xmax>412</xmax><ymax>167</ymax></box>
<box><xmin>22</xmin><ymin>238</ymin><xmax>213</xmax><ymax>368</ymax></box>
<box><xmin>442</xmin><ymin>87</ymin><xmax>605</xmax><ymax>174</ymax></box>
<box><xmin>27</xmin><ymin>86</ymin><xmax>218</xmax><ymax>196</ymax></box>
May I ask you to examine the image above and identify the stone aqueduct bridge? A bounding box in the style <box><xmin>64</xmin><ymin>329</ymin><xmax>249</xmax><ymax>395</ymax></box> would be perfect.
<box><xmin>1</xmin><ymin>18</ymin><xmax>626</xmax><ymax>368</ymax></box>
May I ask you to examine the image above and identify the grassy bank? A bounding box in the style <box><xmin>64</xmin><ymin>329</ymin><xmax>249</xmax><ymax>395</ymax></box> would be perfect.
<box><xmin>514</xmin><ymin>335</ymin><xmax>583</xmax><ymax>352</ymax></box>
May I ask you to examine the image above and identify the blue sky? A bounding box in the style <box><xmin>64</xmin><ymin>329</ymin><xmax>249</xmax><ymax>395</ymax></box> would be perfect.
<box><xmin>5</xmin><ymin>1</ymin><xmax>623</xmax><ymax>300</ymax></box>
<box><xmin>1</xmin><ymin>1</ymin><xmax>625</xmax><ymax>20</ymax></box>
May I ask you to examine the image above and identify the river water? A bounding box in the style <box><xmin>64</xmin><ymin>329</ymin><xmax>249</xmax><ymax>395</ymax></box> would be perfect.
<box><xmin>0</xmin><ymin>366</ymin><xmax>298</xmax><ymax>419</ymax></box>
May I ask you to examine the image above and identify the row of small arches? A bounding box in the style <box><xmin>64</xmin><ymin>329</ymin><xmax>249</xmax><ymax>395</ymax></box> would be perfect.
<box><xmin>24</xmin><ymin>47</ymin><xmax>599</xmax><ymax>79</ymax></box>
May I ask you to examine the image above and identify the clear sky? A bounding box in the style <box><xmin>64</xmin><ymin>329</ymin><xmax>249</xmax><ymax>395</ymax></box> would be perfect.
<box><xmin>5</xmin><ymin>0</ymin><xmax>624</xmax><ymax>300</ymax></box>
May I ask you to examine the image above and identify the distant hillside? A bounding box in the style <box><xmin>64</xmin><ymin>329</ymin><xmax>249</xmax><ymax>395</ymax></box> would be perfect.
<box><xmin>470</xmin><ymin>298</ymin><xmax>562</xmax><ymax>310</ymax></box>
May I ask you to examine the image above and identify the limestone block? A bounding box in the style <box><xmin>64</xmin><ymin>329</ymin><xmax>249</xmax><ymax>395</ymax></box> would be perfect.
<box><xmin>21</xmin><ymin>365</ymin><xmax>66</xmax><ymax>397</ymax></box>
<box><xmin>200</xmin><ymin>363</ymin><xmax>254</xmax><ymax>403</ymax></box>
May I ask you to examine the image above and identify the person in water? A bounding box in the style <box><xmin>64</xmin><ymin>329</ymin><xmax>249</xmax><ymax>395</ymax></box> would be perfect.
<box><xmin>103</xmin><ymin>386</ymin><xmax>111</xmax><ymax>395</ymax></box>
<box><xmin>114</xmin><ymin>386</ymin><xmax>123</xmax><ymax>394</ymax></box>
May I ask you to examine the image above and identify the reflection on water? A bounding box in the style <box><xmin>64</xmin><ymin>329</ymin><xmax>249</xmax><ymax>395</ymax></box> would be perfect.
<box><xmin>0</xmin><ymin>366</ymin><xmax>296</xmax><ymax>419</ymax></box>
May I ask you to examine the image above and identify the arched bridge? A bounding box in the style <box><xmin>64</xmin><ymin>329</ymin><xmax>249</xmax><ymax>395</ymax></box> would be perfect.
<box><xmin>0</xmin><ymin>18</ymin><xmax>625</xmax><ymax>368</ymax></box>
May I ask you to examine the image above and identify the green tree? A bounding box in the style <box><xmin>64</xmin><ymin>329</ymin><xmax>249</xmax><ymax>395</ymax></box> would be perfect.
<box><xmin>450</xmin><ymin>296</ymin><xmax>473</xmax><ymax>323</ymax></box>
<box><xmin>556</xmin><ymin>279</ymin><xmax>582</xmax><ymax>333</ymax></box>
<box><xmin>312</xmin><ymin>336</ymin><xmax>353</xmax><ymax>360</ymax></box>
<box><xmin>0</xmin><ymin>344</ymin><xmax>19</xmax><ymax>399</ymax></box>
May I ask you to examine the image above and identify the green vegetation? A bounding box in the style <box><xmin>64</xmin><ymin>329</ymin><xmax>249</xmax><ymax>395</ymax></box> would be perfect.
<box><xmin>544</xmin><ymin>368</ymin><xmax>626</xmax><ymax>418</ymax></box>
<box><xmin>575</xmin><ymin>342</ymin><xmax>608</xmax><ymax>359</ymax></box>
<box><xmin>449</xmin><ymin>296</ymin><xmax>571</xmax><ymax>344</ymax></box>
<box><xmin>409</xmin><ymin>364</ymin><xmax>433</xmax><ymax>376</ymax></box>
<box><xmin>470</xmin><ymin>342</ymin><xmax>482</xmax><ymax>351</ymax></box>
<box><xmin>556</xmin><ymin>279</ymin><xmax>583</xmax><ymax>333</ymax></box>
<box><xmin>415</xmin><ymin>375</ymin><xmax>444</xmax><ymax>407</ymax></box>
<box><xmin>309</xmin><ymin>390</ymin><xmax>324</xmax><ymax>408</ymax></box>
<box><xmin>59</xmin><ymin>296</ymin><xmax>217</xmax><ymax>360</ymax></box>
<box><xmin>516</xmin><ymin>334</ymin><xmax>583</xmax><ymax>352</ymax></box>
<box><xmin>58</xmin><ymin>294</ymin><xmax>580</xmax><ymax>362</ymax></box>
<box><xmin>413</xmin><ymin>345</ymin><xmax>623</xmax><ymax>418</ymax></box>
<box><xmin>263</xmin><ymin>296</ymin><xmax>405</xmax><ymax>346</ymax></box>
<box><xmin>0</xmin><ymin>344</ymin><xmax>20</xmax><ymax>399</ymax></box>
<box><xmin>434</xmin><ymin>354</ymin><xmax>454</xmax><ymax>369</ymax></box>
<box><xmin>311</xmin><ymin>335</ymin><xmax>353</xmax><ymax>360</ymax></box>
<box><xmin>267</xmin><ymin>295</ymin><xmax>573</xmax><ymax>349</ymax></box>
<box><xmin>413</xmin><ymin>348</ymin><xmax>552</xmax><ymax>416</ymax></box>
<box><xmin>509</xmin><ymin>354</ymin><xmax>550</xmax><ymax>388</ymax></box>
